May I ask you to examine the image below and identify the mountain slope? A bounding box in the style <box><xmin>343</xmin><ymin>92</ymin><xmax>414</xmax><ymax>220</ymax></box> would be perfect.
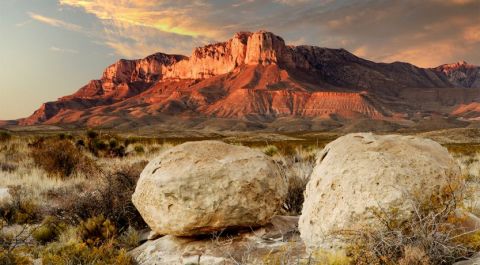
<box><xmin>11</xmin><ymin>30</ymin><xmax>480</xmax><ymax>131</ymax></box>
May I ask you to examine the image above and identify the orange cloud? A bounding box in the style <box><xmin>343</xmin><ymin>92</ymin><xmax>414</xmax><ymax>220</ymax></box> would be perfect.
<box><xmin>59</xmin><ymin>0</ymin><xmax>222</xmax><ymax>38</ymax></box>
<box><xmin>464</xmin><ymin>26</ymin><xmax>480</xmax><ymax>43</ymax></box>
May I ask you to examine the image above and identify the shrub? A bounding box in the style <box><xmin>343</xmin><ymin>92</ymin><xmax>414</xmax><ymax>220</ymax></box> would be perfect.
<box><xmin>78</xmin><ymin>215</ymin><xmax>116</xmax><ymax>247</ymax></box>
<box><xmin>0</xmin><ymin>248</ymin><xmax>31</xmax><ymax>265</ymax></box>
<box><xmin>87</xmin><ymin>130</ymin><xmax>98</xmax><ymax>139</ymax></box>
<box><xmin>1</xmin><ymin>186</ymin><xmax>39</xmax><ymax>224</ymax></box>
<box><xmin>0</xmin><ymin>162</ymin><xmax>17</xmax><ymax>173</ymax></box>
<box><xmin>32</xmin><ymin>216</ymin><xmax>67</xmax><ymax>244</ymax></box>
<box><xmin>283</xmin><ymin>174</ymin><xmax>309</xmax><ymax>215</ymax></box>
<box><xmin>109</xmin><ymin>139</ymin><xmax>118</xmax><ymax>149</ymax></box>
<box><xmin>263</xmin><ymin>145</ymin><xmax>279</xmax><ymax>157</ymax></box>
<box><xmin>41</xmin><ymin>241</ymin><xmax>135</xmax><ymax>265</ymax></box>
<box><xmin>398</xmin><ymin>246</ymin><xmax>430</xmax><ymax>265</ymax></box>
<box><xmin>341</xmin><ymin>188</ymin><xmax>474</xmax><ymax>265</ymax></box>
<box><xmin>134</xmin><ymin>145</ymin><xmax>145</xmax><ymax>154</ymax></box>
<box><xmin>112</xmin><ymin>145</ymin><xmax>126</xmax><ymax>157</ymax></box>
<box><xmin>0</xmin><ymin>131</ymin><xmax>11</xmax><ymax>142</ymax></box>
<box><xmin>279</xmin><ymin>153</ymin><xmax>314</xmax><ymax>216</ymax></box>
<box><xmin>57</xmin><ymin>133</ymin><xmax>66</xmax><ymax>140</ymax></box>
<box><xmin>57</xmin><ymin>161</ymin><xmax>148</xmax><ymax>229</ymax></box>
<box><xmin>76</xmin><ymin>139</ymin><xmax>85</xmax><ymax>148</ymax></box>
<box><xmin>116</xmin><ymin>226</ymin><xmax>141</xmax><ymax>250</ymax></box>
<box><xmin>30</xmin><ymin>139</ymin><xmax>97</xmax><ymax>178</ymax></box>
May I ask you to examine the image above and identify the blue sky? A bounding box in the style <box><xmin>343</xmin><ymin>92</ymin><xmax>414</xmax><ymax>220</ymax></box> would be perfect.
<box><xmin>1</xmin><ymin>0</ymin><xmax>479</xmax><ymax>119</ymax></box>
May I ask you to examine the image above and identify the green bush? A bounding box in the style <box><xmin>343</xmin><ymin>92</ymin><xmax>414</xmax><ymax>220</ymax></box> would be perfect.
<box><xmin>32</xmin><ymin>216</ymin><xmax>67</xmax><ymax>244</ymax></box>
<box><xmin>109</xmin><ymin>139</ymin><xmax>118</xmax><ymax>149</ymax></box>
<box><xmin>263</xmin><ymin>145</ymin><xmax>279</xmax><ymax>157</ymax></box>
<box><xmin>0</xmin><ymin>249</ymin><xmax>31</xmax><ymax>265</ymax></box>
<box><xmin>87</xmin><ymin>130</ymin><xmax>98</xmax><ymax>139</ymax></box>
<box><xmin>0</xmin><ymin>131</ymin><xmax>11</xmax><ymax>142</ymax></box>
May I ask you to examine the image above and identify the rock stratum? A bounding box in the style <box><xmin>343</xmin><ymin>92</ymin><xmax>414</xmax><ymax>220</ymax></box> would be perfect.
<box><xmin>8</xmin><ymin>31</ymin><xmax>480</xmax><ymax>131</ymax></box>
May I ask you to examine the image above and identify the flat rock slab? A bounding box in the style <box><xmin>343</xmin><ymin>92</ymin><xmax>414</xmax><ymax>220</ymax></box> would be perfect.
<box><xmin>129</xmin><ymin>216</ymin><xmax>305</xmax><ymax>265</ymax></box>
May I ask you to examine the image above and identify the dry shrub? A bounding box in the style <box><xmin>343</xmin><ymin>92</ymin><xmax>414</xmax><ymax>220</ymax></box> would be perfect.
<box><xmin>279</xmin><ymin>150</ymin><xmax>315</xmax><ymax>216</ymax></box>
<box><xmin>0</xmin><ymin>142</ymin><xmax>26</xmax><ymax>164</ymax></box>
<box><xmin>30</xmin><ymin>139</ymin><xmax>97</xmax><ymax>178</ymax></box>
<box><xmin>116</xmin><ymin>226</ymin><xmax>141</xmax><ymax>250</ymax></box>
<box><xmin>1</xmin><ymin>186</ymin><xmax>39</xmax><ymax>225</ymax></box>
<box><xmin>398</xmin><ymin>245</ymin><xmax>430</xmax><ymax>265</ymax></box>
<box><xmin>41</xmin><ymin>241</ymin><xmax>135</xmax><ymax>265</ymax></box>
<box><xmin>56</xmin><ymin>161</ymin><xmax>148</xmax><ymax>230</ymax></box>
<box><xmin>283</xmin><ymin>174</ymin><xmax>309</xmax><ymax>215</ymax></box>
<box><xmin>78</xmin><ymin>215</ymin><xmax>116</xmax><ymax>247</ymax></box>
<box><xmin>0</xmin><ymin>162</ymin><xmax>17</xmax><ymax>173</ymax></box>
<box><xmin>342</xmin><ymin>187</ymin><xmax>475</xmax><ymax>265</ymax></box>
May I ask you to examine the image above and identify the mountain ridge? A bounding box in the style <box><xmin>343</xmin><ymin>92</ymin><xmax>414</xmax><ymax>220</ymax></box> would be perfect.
<box><xmin>6</xmin><ymin>30</ymin><xmax>480</xmax><ymax>131</ymax></box>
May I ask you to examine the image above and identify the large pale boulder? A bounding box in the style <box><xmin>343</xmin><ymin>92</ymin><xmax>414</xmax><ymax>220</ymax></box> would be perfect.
<box><xmin>132</xmin><ymin>141</ymin><xmax>287</xmax><ymax>236</ymax></box>
<box><xmin>299</xmin><ymin>133</ymin><xmax>463</xmax><ymax>251</ymax></box>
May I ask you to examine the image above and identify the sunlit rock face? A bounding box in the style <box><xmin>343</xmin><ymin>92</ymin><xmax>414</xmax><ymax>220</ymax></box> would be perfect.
<box><xmin>433</xmin><ymin>61</ymin><xmax>480</xmax><ymax>88</ymax></box>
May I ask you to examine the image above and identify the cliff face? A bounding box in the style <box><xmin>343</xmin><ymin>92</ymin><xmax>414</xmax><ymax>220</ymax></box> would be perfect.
<box><xmin>15</xmin><ymin>30</ymin><xmax>480</xmax><ymax>130</ymax></box>
<box><xmin>433</xmin><ymin>61</ymin><xmax>480</xmax><ymax>88</ymax></box>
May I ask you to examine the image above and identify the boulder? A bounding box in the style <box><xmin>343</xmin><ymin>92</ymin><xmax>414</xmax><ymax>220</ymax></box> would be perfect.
<box><xmin>132</xmin><ymin>141</ymin><xmax>287</xmax><ymax>236</ymax></box>
<box><xmin>299</xmin><ymin>133</ymin><xmax>463</xmax><ymax>251</ymax></box>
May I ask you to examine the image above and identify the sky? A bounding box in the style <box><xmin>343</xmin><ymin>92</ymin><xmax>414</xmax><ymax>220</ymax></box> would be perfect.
<box><xmin>1</xmin><ymin>0</ymin><xmax>479</xmax><ymax>120</ymax></box>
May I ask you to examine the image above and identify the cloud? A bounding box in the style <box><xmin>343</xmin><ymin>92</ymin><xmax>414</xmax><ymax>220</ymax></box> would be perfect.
<box><xmin>58</xmin><ymin>0</ymin><xmax>222</xmax><ymax>38</ymax></box>
<box><xmin>464</xmin><ymin>25</ymin><xmax>480</xmax><ymax>43</ymax></box>
<box><xmin>278</xmin><ymin>0</ymin><xmax>480</xmax><ymax>67</ymax></box>
<box><xmin>56</xmin><ymin>0</ymin><xmax>480</xmax><ymax>67</ymax></box>
<box><xmin>28</xmin><ymin>12</ymin><xmax>83</xmax><ymax>32</ymax></box>
<box><xmin>99</xmin><ymin>20</ymin><xmax>211</xmax><ymax>58</ymax></box>
<box><xmin>49</xmin><ymin>46</ymin><xmax>79</xmax><ymax>54</ymax></box>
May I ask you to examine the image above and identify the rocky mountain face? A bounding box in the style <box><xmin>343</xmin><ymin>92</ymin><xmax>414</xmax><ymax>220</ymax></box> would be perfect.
<box><xmin>12</xmin><ymin>31</ymin><xmax>480</xmax><ymax>131</ymax></box>
<box><xmin>433</xmin><ymin>61</ymin><xmax>480</xmax><ymax>88</ymax></box>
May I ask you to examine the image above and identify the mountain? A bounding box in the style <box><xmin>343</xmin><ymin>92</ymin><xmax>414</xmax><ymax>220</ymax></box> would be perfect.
<box><xmin>8</xmin><ymin>31</ymin><xmax>480</xmax><ymax>132</ymax></box>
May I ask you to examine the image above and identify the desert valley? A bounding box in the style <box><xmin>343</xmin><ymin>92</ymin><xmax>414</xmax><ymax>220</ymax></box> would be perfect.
<box><xmin>2</xmin><ymin>1</ymin><xmax>480</xmax><ymax>264</ymax></box>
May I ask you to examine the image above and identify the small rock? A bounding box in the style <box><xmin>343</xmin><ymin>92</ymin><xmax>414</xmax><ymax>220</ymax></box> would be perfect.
<box><xmin>0</xmin><ymin>187</ymin><xmax>12</xmax><ymax>208</ymax></box>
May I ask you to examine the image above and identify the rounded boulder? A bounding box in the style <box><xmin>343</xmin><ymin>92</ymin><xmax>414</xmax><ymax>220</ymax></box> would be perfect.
<box><xmin>132</xmin><ymin>141</ymin><xmax>287</xmax><ymax>236</ymax></box>
<box><xmin>299</xmin><ymin>133</ymin><xmax>463</xmax><ymax>251</ymax></box>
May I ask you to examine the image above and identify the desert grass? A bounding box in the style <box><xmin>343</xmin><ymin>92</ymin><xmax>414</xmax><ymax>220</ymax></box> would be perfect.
<box><xmin>3</xmin><ymin>131</ymin><xmax>480</xmax><ymax>264</ymax></box>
